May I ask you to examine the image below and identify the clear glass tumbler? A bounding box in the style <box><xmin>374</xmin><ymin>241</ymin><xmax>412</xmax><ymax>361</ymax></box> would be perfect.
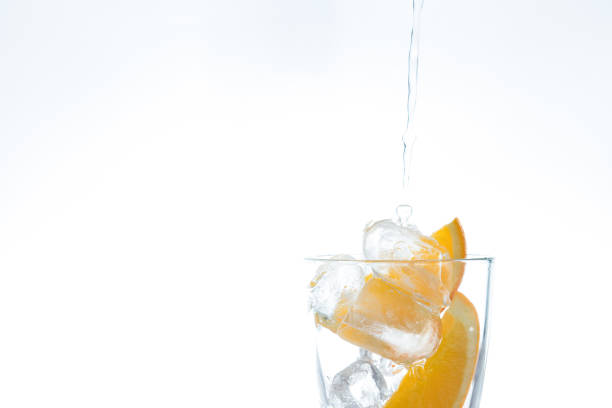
<box><xmin>307</xmin><ymin>256</ymin><xmax>493</xmax><ymax>408</ymax></box>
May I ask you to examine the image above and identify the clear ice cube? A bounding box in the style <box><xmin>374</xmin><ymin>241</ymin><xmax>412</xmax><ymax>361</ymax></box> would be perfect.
<box><xmin>363</xmin><ymin>219</ymin><xmax>444</xmax><ymax>261</ymax></box>
<box><xmin>363</xmin><ymin>219</ymin><xmax>451</xmax><ymax>311</ymax></box>
<box><xmin>328</xmin><ymin>359</ymin><xmax>389</xmax><ymax>408</ymax></box>
<box><xmin>337</xmin><ymin>278</ymin><xmax>441</xmax><ymax>365</ymax></box>
<box><xmin>359</xmin><ymin>349</ymin><xmax>407</xmax><ymax>393</ymax></box>
<box><xmin>310</xmin><ymin>255</ymin><xmax>368</xmax><ymax>331</ymax></box>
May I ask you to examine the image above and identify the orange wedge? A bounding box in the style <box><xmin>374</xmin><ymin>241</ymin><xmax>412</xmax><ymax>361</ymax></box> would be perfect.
<box><xmin>384</xmin><ymin>292</ymin><xmax>480</xmax><ymax>408</ymax></box>
<box><xmin>432</xmin><ymin>218</ymin><xmax>466</xmax><ymax>300</ymax></box>
<box><xmin>432</xmin><ymin>218</ymin><xmax>466</xmax><ymax>259</ymax></box>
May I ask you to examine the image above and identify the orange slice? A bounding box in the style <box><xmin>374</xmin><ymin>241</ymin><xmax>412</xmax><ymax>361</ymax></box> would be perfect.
<box><xmin>432</xmin><ymin>218</ymin><xmax>466</xmax><ymax>259</ymax></box>
<box><xmin>384</xmin><ymin>292</ymin><xmax>480</xmax><ymax>408</ymax></box>
<box><xmin>432</xmin><ymin>218</ymin><xmax>466</xmax><ymax>299</ymax></box>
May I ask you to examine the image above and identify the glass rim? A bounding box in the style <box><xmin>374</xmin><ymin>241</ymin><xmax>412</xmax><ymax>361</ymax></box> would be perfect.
<box><xmin>304</xmin><ymin>254</ymin><xmax>494</xmax><ymax>264</ymax></box>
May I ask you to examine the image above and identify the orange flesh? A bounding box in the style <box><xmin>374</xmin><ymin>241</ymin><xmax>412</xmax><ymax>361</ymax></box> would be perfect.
<box><xmin>432</xmin><ymin>218</ymin><xmax>467</xmax><ymax>299</ymax></box>
<box><xmin>384</xmin><ymin>292</ymin><xmax>480</xmax><ymax>408</ymax></box>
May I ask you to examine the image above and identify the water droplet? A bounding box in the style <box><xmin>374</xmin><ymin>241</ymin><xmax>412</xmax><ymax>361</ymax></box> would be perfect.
<box><xmin>395</xmin><ymin>205</ymin><xmax>413</xmax><ymax>227</ymax></box>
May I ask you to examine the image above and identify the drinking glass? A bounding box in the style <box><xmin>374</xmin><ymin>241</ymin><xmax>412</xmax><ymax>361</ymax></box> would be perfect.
<box><xmin>306</xmin><ymin>256</ymin><xmax>494</xmax><ymax>408</ymax></box>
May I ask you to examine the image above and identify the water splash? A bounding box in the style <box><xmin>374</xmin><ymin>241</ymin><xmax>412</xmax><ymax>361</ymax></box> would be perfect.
<box><xmin>402</xmin><ymin>0</ymin><xmax>425</xmax><ymax>193</ymax></box>
<box><xmin>395</xmin><ymin>204</ymin><xmax>413</xmax><ymax>227</ymax></box>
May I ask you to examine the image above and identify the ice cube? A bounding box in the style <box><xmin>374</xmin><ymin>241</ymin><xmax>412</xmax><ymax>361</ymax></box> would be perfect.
<box><xmin>363</xmin><ymin>219</ymin><xmax>451</xmax><ymax>311</ymax></box>
<box><xmin>310</xmin><ymin>255</ymin><xmax>368</xmax><ymax>332</ymax></box>
<box><xmin>337</xmin><ymin>278</ymin><xmax>441</xmax><ymax>365</ymax></box>
<box><xmin>328</xmin><ymin>360</ymin><xmax>389</xmax><ymax>408</ymax></box>
<box><xmin>359</xmin><ymin>349</ymin><xmax>407</xmax><ymax>393</ymax></box>
<box><xmin>376</xmin><ymin>262</ymin><xmax>450</xmax><ymax>312</ymax></box>
<box><xmin>363</xmin><ymin>219</ymin><xmax>445</xmax><ymax>261</ymax></box>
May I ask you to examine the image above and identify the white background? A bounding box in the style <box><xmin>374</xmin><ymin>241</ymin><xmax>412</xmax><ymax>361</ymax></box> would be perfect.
<box><xmin>1</xmin><ymin>0</ymin><xmax>611</xmax><ymax>406</ymax></box>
